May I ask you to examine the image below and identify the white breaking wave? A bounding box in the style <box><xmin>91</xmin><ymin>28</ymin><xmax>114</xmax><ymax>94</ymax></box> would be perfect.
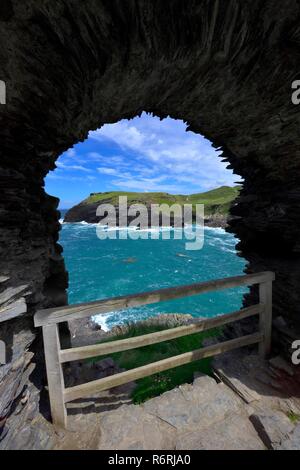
<box><xmin>92</xmin><ymin>313</ymin><xmax>113</xmax><ymax>331</ymax></box>
<box><xmin>204</xmin><ymin>226</ymin><xmax>226</xmax><ymax>234</ymax></box>
<box><xmin>93</xmin><ymin>307</ymin><xmax>160</xmax><ymax>330</ymax></box>
<box><xmin>103</xmin><ymin>226</ymin><xmax>139</xmax><ymax>232</ymax></box>
<box><xmin>72</xmin><ymin>221</ymin><xmax>98</xmax><ymax>227</ymax></box>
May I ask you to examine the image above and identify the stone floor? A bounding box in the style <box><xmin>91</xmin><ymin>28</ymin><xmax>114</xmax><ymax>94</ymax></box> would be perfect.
<box><xmin>54</xmin><ymin>350</ymin><xmax>300</xmax><ymax>450</ymax></box>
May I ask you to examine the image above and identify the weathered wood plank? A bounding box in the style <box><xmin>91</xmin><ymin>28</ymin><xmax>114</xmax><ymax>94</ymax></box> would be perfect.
<box><xmin>35</xmin><ymin>272</ymin><xmax>275</xmax><ymax>326</ymax></box>
<box><xmin>63</xmin><ymin>332</ymin><xmax>262</xmax><ymax>403</ymax></box>
<box><xmin>259</xmin><ymin>281</ymin><xmax>273</xmax><ymax>358</ymax></box>
<box><xmin>60</xmin><ymin>304</ymin><xmax>262</xmax><ymax>363</ymax></box>
<box><xmin>42</xmin><ymin>324</ymin><xmax>67</xmax><ymax>428</ymax></box>
<box><xmin>213</xmin><ymin>368</ymin><xmax>261</xmax><ymax>404</ymax></box>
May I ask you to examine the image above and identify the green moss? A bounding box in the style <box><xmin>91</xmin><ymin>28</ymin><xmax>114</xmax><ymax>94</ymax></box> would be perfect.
<box><xmin>287</xmin><ymin>411</ymin><xmax>300</xmax><ymax>424</ymax></box>
<box><xmin>89</xmin><ymin>322</ymin><xmax>220</xmax><ymax>404</ymax></box>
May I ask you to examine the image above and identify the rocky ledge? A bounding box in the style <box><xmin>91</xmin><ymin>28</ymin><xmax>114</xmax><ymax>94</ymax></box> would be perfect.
<box><xmin>204</xmin><ymin>214</ymin><xmax>229</xmax><ymax>229</ymax></box>
<box><xmin>55</xmin><ymin>348</ymin><xmax>300</xmax><ymax>450</ymax></box>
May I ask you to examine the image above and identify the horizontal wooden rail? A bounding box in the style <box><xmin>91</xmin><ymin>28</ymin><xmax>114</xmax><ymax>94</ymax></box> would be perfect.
<box><xmin>64</xmin><ymin>332</ymin><xmax>262</xmax><ymax>403</ymax></box>
<box><xmin>34</xmin><ymin>271</ymin><xmax>274</xmax><ymax>327</ymax></box>
<box><xmin>60</xmin><ymin>304</ymin><xmax>262</xmax><ymax>363</ymax></box>
<box><xmin>35</xmin><ymin>271</ymin><xmax>275</xmax><ymax>429</ymax></box>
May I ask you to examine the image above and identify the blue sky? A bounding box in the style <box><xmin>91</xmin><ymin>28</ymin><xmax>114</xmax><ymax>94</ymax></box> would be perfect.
<box><xmin>45</xmin><ymin>113</ymin><xmax>242</xmax><ymax>208</ymax></box>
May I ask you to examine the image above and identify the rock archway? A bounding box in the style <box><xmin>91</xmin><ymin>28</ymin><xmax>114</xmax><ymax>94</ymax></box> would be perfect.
<box><xmin>1</xmin><ymin>0</ymin><xmax>300</xmax><ymax>448</ymax></box>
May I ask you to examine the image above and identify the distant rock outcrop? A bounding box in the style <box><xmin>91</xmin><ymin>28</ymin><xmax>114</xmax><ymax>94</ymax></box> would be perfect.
<box><xmin>64</xmin><ymin>187</ymin><xmax>239</xmax><ymax>227</ymax></box>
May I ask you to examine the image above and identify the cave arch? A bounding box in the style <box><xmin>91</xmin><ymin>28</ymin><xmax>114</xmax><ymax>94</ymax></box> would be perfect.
<box><xmin>1</xmin><ymin>0</ymin><xmax>300</xmax><ymax>446</ymax></box>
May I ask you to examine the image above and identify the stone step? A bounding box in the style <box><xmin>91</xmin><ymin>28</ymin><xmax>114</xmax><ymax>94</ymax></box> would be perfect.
<box><xmin>98</xmin><ymin>404</ymin><xmax>177</xmax><ymax>450</ymax></box>
<box><xmin>250</xmin><ymin>410</ymin><xmax>295</xmax><ymax>449</ymax></box>
<box><xmin>58</xmin><ymin>361</ymin><xmax>300</xmax><ymax>450</ymax></box>
<box><xmin>97</xmin><ymin>374</ymin><xmax>249</xmax><ymax>450</ymax></box>
<box><xmin>176</xmin><ymin>412</ymin><xmax>265</xmax><ymax>450</ymax></box>
<box><xmin>278</xmin><ymin>424</ymin><xmax>300</xmax><ymax>450</ymax></box>
<box><xmin>142</xmin><ymin>376</ymin><xmax>242</xmax><ymax>431</ymax></box>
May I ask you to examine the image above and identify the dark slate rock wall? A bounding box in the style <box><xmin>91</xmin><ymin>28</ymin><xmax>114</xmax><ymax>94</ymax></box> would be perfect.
<box><xmin>0</xmin><ymin>0</ymin><xmax>300</xmax><ymax>448</ymax></box>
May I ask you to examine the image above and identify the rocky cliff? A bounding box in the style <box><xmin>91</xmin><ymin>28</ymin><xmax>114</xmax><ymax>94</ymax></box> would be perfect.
<box><xmin>63</xmin><ymin>187</ymin><xmax>239</xmax><ymax>227</ymax></box>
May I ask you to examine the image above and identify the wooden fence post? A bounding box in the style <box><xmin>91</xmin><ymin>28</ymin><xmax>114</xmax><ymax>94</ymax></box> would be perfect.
<box><xmin>35</xmin><ymin>272</ymin><xmax>274</xmax><ymax>426</ymax></box>
<box><xmin>259</xmin><ymin>281</ymin><xmax>273</xmax><ymax>358</ymax></box>
<box><xmin>42</xmin><ymin>324</ymin><xmax>67</xmax><ymax>428</ymax></box>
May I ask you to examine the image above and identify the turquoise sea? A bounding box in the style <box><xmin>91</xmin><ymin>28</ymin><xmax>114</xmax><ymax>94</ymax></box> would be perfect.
<box><xmin>59</xmin><ymin>214</ymin><xmax>248</xmax><ymax>330</ymax></box>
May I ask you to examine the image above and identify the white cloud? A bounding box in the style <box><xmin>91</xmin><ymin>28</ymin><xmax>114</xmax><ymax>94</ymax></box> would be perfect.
<box><xmin>87</xmin><ymin>152</ymin><xmax>105</xmax><ymax>162</ymax></box>
<box><xmin>47</xmin><ymin>173</ymin><xmax>96</xmax><ymax>182</ymax></box>
<box><xmin>112</xmin><ymin>177</ymin><xmax>182</xmax><ymax>193</ymax></box>
<box><xmin>97</xmin><ymin>166</ymin><xmax>133</xmax><ymax>178</ymax></box>
<box><xmin>56</xmin><ymin>161</ymin><xmax>91</xmax><ymax>172</ymax></box>
<box><xmin>89</xmin><ymin>113</ymin><xmax>242</xmax><ymax>193</ymax></box>
<box><xmin>51</xmin><ymin>113</ymin><xmax>242</xmax><ymax>196</ymax></box>
<box><xmin>66</xmin><ymin>148</ymin><xmax>76</xmax><ymax>158</ymax></box>
<box><xmin>89</xmin><ymin>122</ymin><xmax>145</xmax><ymax>150</ymax></box>
<box><xmin>97</xmin><ymin>167</ymin><xmax>119</xmax><ymax>176</ymax></box>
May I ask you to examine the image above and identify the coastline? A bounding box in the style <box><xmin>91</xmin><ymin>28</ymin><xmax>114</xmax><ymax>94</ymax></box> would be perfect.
<box><xmin>68</xmin><ymin>313</ymin><xmax>196</xmax><ymax>346</ymax></box>
<box><xmin>62</xmin><ymin>187</ymin><xmax>238</xmax><ymax>227</ymax></box>
<box><xmin>204</xmin><ymin>214</ymin><xmax>228</xmax><ymax>229</ymax></box>
<box><xmin>61</xmin><ymin>214</ymin><xmax>229</xmax><ymax>230</ymax></box>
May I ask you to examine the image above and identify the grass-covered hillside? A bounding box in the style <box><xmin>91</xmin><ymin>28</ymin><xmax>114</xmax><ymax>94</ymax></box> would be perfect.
<box><xmin>83</xmin><ymin>186</ymin><xmax>240</xmax><ymax>216</ymax></box>
<box><xmin>64</xmin><ymin>186</ymin><xmax>241</xmax><ymax>223</ymax></box>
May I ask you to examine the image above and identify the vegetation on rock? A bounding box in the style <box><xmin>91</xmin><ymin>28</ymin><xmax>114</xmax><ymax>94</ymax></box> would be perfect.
<box><xmin>89</xmin><ymin>322</ymin><xmax>219</xmax><ymax>404</ymax></box>
<box><xmin>64</xmin><ymin>186</ymin><xmax>241</xmax><ymax>223</ymax></box>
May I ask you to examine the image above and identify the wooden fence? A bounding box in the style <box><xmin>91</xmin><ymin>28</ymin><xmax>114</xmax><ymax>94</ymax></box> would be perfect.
<box><xmin>34</xmin><ymin>271</ymin><xmax>274</xmax><ymax>428</ymax></box>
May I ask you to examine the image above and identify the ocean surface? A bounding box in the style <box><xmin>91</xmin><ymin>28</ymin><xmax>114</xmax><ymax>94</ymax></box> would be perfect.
<box><xmin>59</xmin><ymin>213</ymin><xmax>248</xmax><ymax>330</ymax></box>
